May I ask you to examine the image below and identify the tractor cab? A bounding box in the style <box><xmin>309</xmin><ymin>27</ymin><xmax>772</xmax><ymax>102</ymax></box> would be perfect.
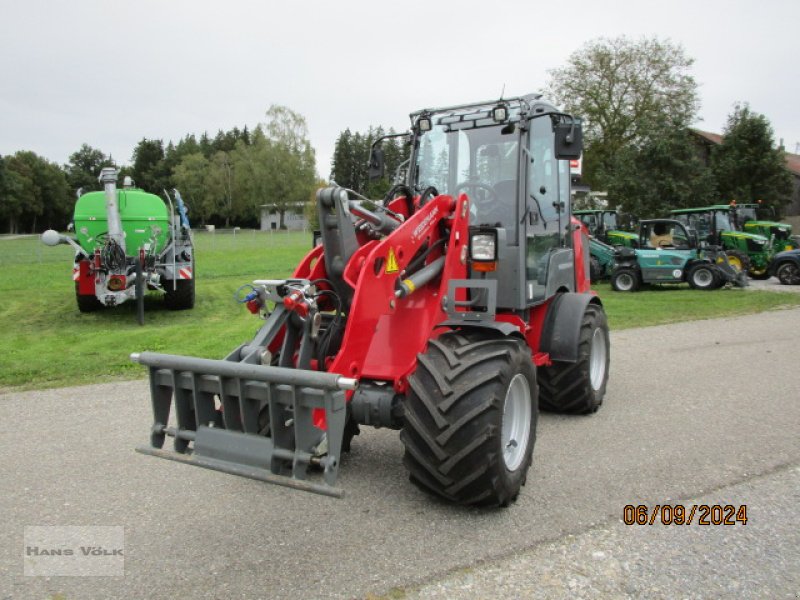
<box><xmin>670</xmin><ymin>205</ymin><xmax>771</xmax><ymax>277</ymax></box>
<box><xmin>573</xmin><ymin>209</ymin><xmax>638</xmax><ymax>247</ymax></box>
<box><xmin>671</xmin><ymin>206</ymin><xmax>730</xmax><ymax>245</ymax></box>
<box><xmin>370</xmin><ymin>94</ymin><xmax>584</xmax><ymax>307</ymax></box>
<box><xmin>735</xmin><ymin>203</ymin><xmax>795</xmax><ymax>252</ymax></box>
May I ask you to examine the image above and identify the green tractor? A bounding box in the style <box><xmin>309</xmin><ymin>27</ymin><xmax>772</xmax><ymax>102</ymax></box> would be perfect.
<box><xmin>574</xmin><ymin>209</ymin><xmax>638</xmax><ymax>247</ymax></box>
<box><xmin>669</xmin><ymin>205</ymin><xmax>771</xmax><ymax>278</ymax></box>
<box><xmin>574</xmin><ymin>209</ymin><xmax>637</xmax><ymax>282</ymax></box>
<box><xmin>41</xmin><ymin>168</ymin><xmax>195</xmax><ymax>324</ymax></box>
<box><xmin>736</xmin><ymin>203</ymin><xmax>797</xmax><ymax>254</ymax></box>
<box><xmin>610</xmin><ymin>219</ymin><xmax>747</xmax><ymax>292</ymax></box>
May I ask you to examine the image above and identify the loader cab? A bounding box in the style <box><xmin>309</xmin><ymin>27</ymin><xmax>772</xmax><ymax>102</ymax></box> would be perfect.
<box><xmin>407</xmin><ymin>96</ymin><xmax>582</xmax><ymax>308</ymax></box>
<box><xmin>639</xmin><ymin>220</ymin><xmax>694</xmax><ymax>250</ymax></box>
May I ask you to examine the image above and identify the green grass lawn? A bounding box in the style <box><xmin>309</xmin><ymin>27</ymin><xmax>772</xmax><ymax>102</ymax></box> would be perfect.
<box><xmin>0</xmin><ymin>231</ymin><xmax>311</xmax><ymax>391</ymax></box>
<box><xmin>1</xmin><ymin>231</ymin><xmax>799</xmax><ymax>391</ymax></box>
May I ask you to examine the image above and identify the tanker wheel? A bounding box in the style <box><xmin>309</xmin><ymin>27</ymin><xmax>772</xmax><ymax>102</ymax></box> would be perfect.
<box><xmin>75</xmin><ymin>283</ymin><xmax>102</xmax><ymax>312</ymax></box>
<box><xmin>687</xmin><ymin>263</ymin><xmax>720</xmax><ymax>290</ymax></box>
<box><xmin>164</xmin><ymin>276</ymin><xmax>195</xmax><ymax>310</ymax></box>
<box><xmin>723</xmin><ymin>250</ymin><xmax>750</xmax><ymax>274</ymax></box>
<box><xmin>538</xmin><ymin>303</ymin><xmax>610</xmax><ymax>415</ymax></box>
<box><xmin>401</xmin><ymin>331</ymin><xmax>537</xmax><ymax>507</ymax></box>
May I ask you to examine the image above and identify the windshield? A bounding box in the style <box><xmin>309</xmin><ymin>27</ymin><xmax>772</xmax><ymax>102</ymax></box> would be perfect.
<box><xmin>712</xmin><ymin>210</ymin><xmax>732</xmax><ymax>231</ymax></box>
<box><xmin>415</xmin><ymin>117</ymin><xmax>519</xmax><ymax>229</ymax></box>
<box><xmin>642</xmin><ymin>222</ymin><xmax>691</xmax><ymax>249</ymax></box>
<box><xmin>602</xmin><ymin>212</ymin><xmax>618</xmax><ymax>230</ymax></box>
<box><xmin>576</xmin><ymin>213</ymin><xmax>597</xmax><ymax>229</ymax></box>
<box><xmin>738</xmin><ymin>207</ymin><xmax>758</xmax><ymax>223</ymax></box>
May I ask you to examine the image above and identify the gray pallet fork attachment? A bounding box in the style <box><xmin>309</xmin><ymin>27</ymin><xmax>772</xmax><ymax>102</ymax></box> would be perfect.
<box><xmin>132</xmin><ymin>351</ymin><xmax>357</xmax><ymax>498</ymax></box>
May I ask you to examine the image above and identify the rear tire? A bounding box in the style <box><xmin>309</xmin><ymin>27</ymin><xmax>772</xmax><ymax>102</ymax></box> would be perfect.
<box><xmin>687</xmin><ymin>263</ymin><xmax>720</xmax><ymax>290</ymax></box>
<box><xmin>164</xmin><ymin>277</ymin><xmax>195</xmax><ymax>310</ymax></box>
<box><xmin>611</xmin><ymin>267</ymin><xmax>639</xmax><ymax>292</ymax></box>
<box><xmin>724</xmin><ymin>250</ymin><xmax>750</xmax><ymax>274</ymax></box>
<box><xmin>75</xmin><ymin>283</ymin><xmax>102</xmax><ymax>312</ymax></box>
<box><xmin>538</xmin><ymin>303</ymin><xmax>610</xmax><ymax>414</ymax></box>
<box><xmin>401</xmin><ymin>331</ymin><xmax>537</xmax><ymax>507</ymax></box>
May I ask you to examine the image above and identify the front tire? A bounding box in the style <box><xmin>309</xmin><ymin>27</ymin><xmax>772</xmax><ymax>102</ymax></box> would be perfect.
<box><xmin>539</xmin><ymin>303</ymin><xmax>610</xmax><ymax>414</ymax></box>
<box><xmin>687</xmin><ymin>263</ymin><xmax>720</xmax><ymax>290</ymax></box>
<box><xmin>589</xmin><ymin>256</ymin><xmax>602</xmax><ymax>283</ymax></box>
<box><xmin>611</xmin><ymin>267</ymin><xmax>639</xmax><ymax>292</ymax></box>
<box><xmin>401</xmin><ymin>331</ymin><xmax>537</xmax><ymax>507</ymax></box>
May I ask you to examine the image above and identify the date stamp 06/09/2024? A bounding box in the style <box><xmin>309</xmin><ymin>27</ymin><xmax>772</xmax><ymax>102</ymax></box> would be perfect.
<box><xmin>623</xmin><ymin>504</ymin><xmax>748</xmax><ymax>526</ymax></box>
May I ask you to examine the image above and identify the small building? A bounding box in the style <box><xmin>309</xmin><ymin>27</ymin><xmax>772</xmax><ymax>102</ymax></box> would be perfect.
<box><xmin>260</xmin><ymin>204</ymin><xmax>308</xmax><ymax>231</ymax></box>
<box><xmin>690</xmin><ymin>129</ymin><xmax>800</xmax><ymax>228</ymax></box>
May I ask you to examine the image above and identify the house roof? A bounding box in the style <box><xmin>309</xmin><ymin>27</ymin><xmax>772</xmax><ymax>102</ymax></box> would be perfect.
<box><xmin>690</xmin><ymin>128</ymin><xmax>800</xmax><ymax>176</ymax></box>
<box><xmin>691</xmin><ymin>129</ymin><xmax>724</xmax><ymax>145</ymax></box>
<box><xmin>786</xmin><ymin>153</ymin><xmax>800</xmax><ymax>176</ymax></box>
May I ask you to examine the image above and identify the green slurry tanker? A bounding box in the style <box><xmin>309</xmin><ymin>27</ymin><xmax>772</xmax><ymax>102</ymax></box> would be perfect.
<box><xmin>42</xmin><ymin>168</ymin><xmax>195</xmax><ymax>323</ymax></box>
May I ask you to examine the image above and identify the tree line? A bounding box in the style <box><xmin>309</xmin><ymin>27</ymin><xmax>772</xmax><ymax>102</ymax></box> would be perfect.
<box><xmin>0</xmin><ymin>105</ymin><xmax>319</xmax><ymax>233</ymax></box>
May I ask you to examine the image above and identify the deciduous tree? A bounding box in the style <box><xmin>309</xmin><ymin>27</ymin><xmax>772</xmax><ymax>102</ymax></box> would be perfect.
<box><xmin>256</xmin><ymin>105</ymin><xmax>316</xmax><ymax>229</ymax></box>
<box><xmin>548</xmin><ymin>36</ymin><xmax>699</xmax><ymax>189</ymax></box>
<box><xmin>65</xmin><ymin>144</ymin><xmax>112</xmax><ymax>193</ymax></box>
<box><xmin>711</xmin><ymin>104</ymin><xmax>793</xmax><ymax>215</ymax></box>
<box><xmin>607</xmin><ymin>122</ymin><xmax>717</xmax><ymax>218</ymax></box>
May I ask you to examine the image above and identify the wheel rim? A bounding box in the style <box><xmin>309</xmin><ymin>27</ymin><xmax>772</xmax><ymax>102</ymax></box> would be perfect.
<box><xmin>779</xmin><ymin>263</ymin><xmax>800</xmax><ymax>284</ymax></box>
<box><xmin>725</xmin><ymin>256</ymin><xmax>742</xmax><ymax>272</ymax></box>
<box><xmin>694</xmin><ymin>268</ymin><xmax>714</xmax><ymax>287</ymax></box>
<box><xmin>590</xmin><ymin>327</ymin><xmax>608</xmax><ymax>391</ymax></box>
<box><xmin>616</xmin><ymin>272</ymin><xmax>634</xmax><ymax>291</ymax></box>
<box><xmin>501</xmin><ymin>374</ymin><xmax>532</xmax><ymax>471</ymax></box>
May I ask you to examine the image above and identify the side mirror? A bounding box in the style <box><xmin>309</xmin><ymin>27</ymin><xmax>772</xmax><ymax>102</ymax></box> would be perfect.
<box><xmin>554</xmin><ymin>120</ymin><xmax>583</xmax><ymax>160</ymax></box>
<box><xmin>368</xmin><ymin>146</ymin><xmax>385</xmax><ymax>182</ymax></box>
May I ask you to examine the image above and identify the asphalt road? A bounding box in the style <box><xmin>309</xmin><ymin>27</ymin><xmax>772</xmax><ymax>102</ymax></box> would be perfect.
<box><xmin>745</xmin><ymin>275</ymin><xmax>800</xmax><ymax>293</ymax></box>
<box><xmin>2</xmin><ymin>307</ymin><xmax>799</xmax><ymax>599</ymax></box>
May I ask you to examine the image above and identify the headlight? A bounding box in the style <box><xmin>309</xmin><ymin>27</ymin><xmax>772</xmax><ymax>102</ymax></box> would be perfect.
<box><xmin>470</xmin><ymin>232</ymin><xmax>497</xmax><ymax>261</ymax></box>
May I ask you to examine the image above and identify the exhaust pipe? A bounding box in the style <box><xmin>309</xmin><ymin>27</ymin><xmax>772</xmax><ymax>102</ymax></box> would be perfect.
<box><xmin>99</xmin><ymin>167</ymin><xmax>125</xmax><ymax>253</ymax></box>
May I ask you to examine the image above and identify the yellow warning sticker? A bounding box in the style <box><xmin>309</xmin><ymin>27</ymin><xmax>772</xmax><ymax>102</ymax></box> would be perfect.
<box><xmin>386</xmin><ymin>247</ymin><xmax>400</xmax><ymax>274</ymax></box>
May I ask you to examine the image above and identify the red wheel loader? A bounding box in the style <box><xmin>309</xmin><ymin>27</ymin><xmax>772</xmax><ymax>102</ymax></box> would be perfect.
<box><xmin>132</xmin><ymin>94</ymin><xmax>610</xmax><ymax>506</ymax></box>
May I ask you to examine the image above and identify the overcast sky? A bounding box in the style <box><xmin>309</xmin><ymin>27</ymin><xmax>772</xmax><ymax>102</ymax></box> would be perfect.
<box><xmin>1</xmin><ymin>0</ymin><xmax>798</xmax><ymax>178</ymax></box>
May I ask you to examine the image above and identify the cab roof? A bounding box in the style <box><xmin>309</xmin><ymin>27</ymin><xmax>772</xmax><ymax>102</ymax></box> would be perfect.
<box><xmin>670</xmin><ymin>205</ymin><xmax>732</xmax><ymax>213</ymax></box>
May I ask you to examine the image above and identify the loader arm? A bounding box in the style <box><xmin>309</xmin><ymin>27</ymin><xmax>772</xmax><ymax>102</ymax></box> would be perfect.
<box><xmin>312</xmin><ymin>192</ymin><xmax>469</xmax><ymax>385</ymax></box>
